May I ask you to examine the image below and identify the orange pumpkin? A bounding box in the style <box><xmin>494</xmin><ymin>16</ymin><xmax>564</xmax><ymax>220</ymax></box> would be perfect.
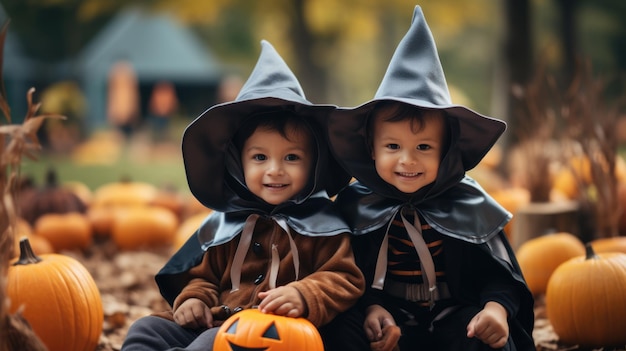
<box><xmin>86</xmin><ymin>205</ymin><xmax>126</xmax><ymax>238</ymax></box>
<box><xmin>489</xmin><ymin>187</ymin><xmax>530</xmax><ymax>240</ymax></box>
<box><xmin>214</xmin><ymin>309</ymin><xmax>323</xmax><ymax>351</ymax></box>
<box><xmin>546</xmin><ymin>244</ymin><xmax>626</xmax><ymax>347</ymax></box>
<box><xmin>92</xmin><ymin>179</ymin><xmax>158</xmax><ymax>207</ymax></box>
<box><xmin>9</xmin><ymin>217</ymin><xmax>54</xmax><ymax>257</ymax></box>
<box><xmin>618</xmin><ymin>182</ymin><xmax>626</xmax><ymax>234</ymax></box>
<box><xmin>111</xmin><ymin>206</ymin><xmax>179</xmax><ymax>250</ymax></box>
<box><xmin>515</xmin><ymin>232</ymin><xmax>585</xmax><ymax>296</ymax></box>
<box><xmin>149</xmin><ymin>185</ymin><xmax>186</xmax><ymax>219</ymax></box>
<box><xmin>182</xmin><ymin>194</ymin><xmax>211</xmax><ymax>219</ymax></box>
<box><xmin>34</xmin><ymin>212</ymin><xmax>93</xmax><ymax>252</ymax></box>
<box><xmin>173</xmin><ymin>210</ymin><xmax>212</xmax><ymax>250</ymax></box>
<box><xmin>7</xmin><ymin>238</ymin><xmax>104</xmax><ymax>351</ymax></box>
<box><xmin>590</xmin><ymin>236</ymin><xmax>626</xmax><ymax>254</ymax></box>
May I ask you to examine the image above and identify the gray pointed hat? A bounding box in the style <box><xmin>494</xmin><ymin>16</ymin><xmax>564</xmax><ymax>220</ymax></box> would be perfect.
<box><xmin>182</xmin><ymin>40</ymin><xmax>350</xmax><ymax>211</ymax></box>
<box><xmin>328</xmin><ymin>6</ymin><xmax>506</xmax><ymax>192</ymax></box>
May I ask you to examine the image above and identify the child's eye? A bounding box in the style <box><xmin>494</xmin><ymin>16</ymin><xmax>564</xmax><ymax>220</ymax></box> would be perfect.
<box><xmin>285</xmin><ymin>154</ymin><xmax>300</xmax><ymax>161</ymax></box>
<box><xmin>386</xmin><ymin>144</ymin><xmax>400</xmax><ymax>150</ymax></box>
<box><xmin>253</xmin><ymin>154</ymin><xmax>267</xmax><ymax>161</ymax></box>
<box><xmin>417</xmin><ymin>144</ymin><xmax>431</xmax><ymax>151</ymax></box>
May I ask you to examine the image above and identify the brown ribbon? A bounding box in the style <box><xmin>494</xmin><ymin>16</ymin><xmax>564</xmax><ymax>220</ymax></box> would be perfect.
<box><xmin>230</xmin><ymin>214</ymin><xmax>300</xmax><ymax>291</ymax></box>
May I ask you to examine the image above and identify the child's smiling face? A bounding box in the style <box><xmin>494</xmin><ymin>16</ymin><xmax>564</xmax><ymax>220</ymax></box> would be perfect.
<box><xmin>241</xmin><ymin>126</ymin><xmax>313</xmax><ymax>205</ymax></box>
<box><xmin>371</xmin><ymin>110</ymin><xmax>444</xmax><ymax>194</ymax></box>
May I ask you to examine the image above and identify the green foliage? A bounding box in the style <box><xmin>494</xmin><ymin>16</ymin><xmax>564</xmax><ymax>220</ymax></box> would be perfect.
<box><xmin>21</xmin><ymin>152</ymin><xmax>188</xmax><ymax>193</ymax></box>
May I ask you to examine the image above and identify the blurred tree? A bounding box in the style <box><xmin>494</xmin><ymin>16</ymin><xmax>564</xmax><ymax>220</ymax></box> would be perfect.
<box><xmin>501</xmin><ymin>0</ymin><xmax>626</xmax><ymax>149</ymax></box>
<box><xmin>499</xmin><ymin>0</ymin><xmax>534</xmax><ymax>149</ymax></box>
<box><xmin>0</xmin><ymin>0</ymin><xmax>125</xmax><ymax>61</ymax></box>
<box><xmin>150</xmin><ymin>0</ymin><xmax>494</xmax><ymax>105</ymax></box>
<box><xmin>1</xmin><ymin>0</ymin><xmax>623</xmax><ymax>123</ymax></box>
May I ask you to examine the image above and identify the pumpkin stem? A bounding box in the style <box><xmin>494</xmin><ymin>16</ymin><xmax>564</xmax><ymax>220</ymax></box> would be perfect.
<box><xmin>584</xmin><ymin>242</ymin><xmax>599</xmax><ymax>260</ymax></box>
<box><xmin>13</xmin><ymin>238</ymin><xmax>42</xmax><ymax>265</ymax></box>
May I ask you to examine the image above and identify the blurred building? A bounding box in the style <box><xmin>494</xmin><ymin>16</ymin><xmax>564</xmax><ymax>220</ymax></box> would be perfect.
<box><xmin>1</xmin><ymin>6</ymin><xmax>225</xmax><ymax>132</ymax></box>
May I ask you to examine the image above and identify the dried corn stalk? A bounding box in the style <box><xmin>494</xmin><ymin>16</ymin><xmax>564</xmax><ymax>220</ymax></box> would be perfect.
<box><xmin>509</xmin><ymin>60</ymin><xmax>558</xmax><ymax>202</ymax></box>
<box><xmin>559</xmin><ymin>59</ymin><xmax>623</xmax><ymax>239</ymax></box>
<box><xmin>511</xmin><ymin>57</ymin><xmax>624</xmax><ymax>240</ymax></box>
<box><xmin>0</xmin><ymin>20</ymin><xmax>64</xmax><ymax>351</ymax></box>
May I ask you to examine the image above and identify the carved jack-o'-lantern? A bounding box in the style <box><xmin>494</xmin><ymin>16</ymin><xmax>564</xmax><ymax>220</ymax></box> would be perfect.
<box><xmin>214</xmin><ymin>308</ymin><xmax>324</xmax><ymax>351</ymax></box>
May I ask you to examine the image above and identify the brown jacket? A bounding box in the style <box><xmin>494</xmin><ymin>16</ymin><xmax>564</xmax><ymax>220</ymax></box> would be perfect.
<box><xmin>158</xmin><ymin>217</ymin><xmax>364</xmax><ymax>327</ymax></box>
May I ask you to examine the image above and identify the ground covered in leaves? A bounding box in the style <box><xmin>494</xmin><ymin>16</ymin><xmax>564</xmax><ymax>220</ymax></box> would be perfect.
<box><xmin>69</xmin><ymin>239</ymin><xmax>624</xmax><ymax>351</ymax></box>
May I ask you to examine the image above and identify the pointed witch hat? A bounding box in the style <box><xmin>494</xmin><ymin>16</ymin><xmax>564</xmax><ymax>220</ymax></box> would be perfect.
<box><xmin>182</xmin><ymin>40</ymin><xmax>350</xmax><ymax>211</ymax></box>
<box><xmin>328</xmin><ymin>6</ymin><xmax>506</xmax><ymax>192</ymax></box>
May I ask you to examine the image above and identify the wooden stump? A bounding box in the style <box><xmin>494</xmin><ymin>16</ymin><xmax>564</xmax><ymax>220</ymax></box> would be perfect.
<box><xmin>511</xmin><ymin>201</ymin><xmax>580</xmax><ymax>250</ymax></box>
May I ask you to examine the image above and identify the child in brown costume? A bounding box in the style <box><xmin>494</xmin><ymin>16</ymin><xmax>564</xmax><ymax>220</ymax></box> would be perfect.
<box><xmin>122</xmin><ymin>40</ymin><xmax>364</xmax><ymax>351</ymax></box>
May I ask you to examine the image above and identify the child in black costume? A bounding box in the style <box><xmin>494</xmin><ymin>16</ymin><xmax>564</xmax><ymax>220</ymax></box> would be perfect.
<box><xmin>121</xmin><ymin>40</ymin><xmax>364</xmax><ymax>351</ymax></box>
<box><xmin>327</xmin><ymin>6</ymin><xmax>535</xmax><ymax>351</ymax></box>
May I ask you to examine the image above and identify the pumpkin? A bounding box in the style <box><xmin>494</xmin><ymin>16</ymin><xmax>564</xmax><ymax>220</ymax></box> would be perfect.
<box><xmin>63</xmin><ymin>180</ymin><xmax>93</xmax><ymax>206</ymax></box>
<box><xmin>173</xmin><ymin>210</ymin><xmax>212</xmax><ymax>250</ymax></box>
<box><xmin>590</xmin><ymin>236</ymin><xmax>626</xmax><ymax>254</ymax></box>
<box><xmin>489</xmin><ymin>187</ymin><xmax>530</xmax><ymax>240</ymax></box>
<box><xmin>551</xmin><ymin>161</ymin><xmax>586</xmax><ymax>200</ymax></box>
<box><xmin>546</xmin><ymin>243</ymin><xmax>626</xmax><ymax>347</ymax></box>
<box><xmin>86</xmin><ymin>205</ymin><xmax>125</xmax><ymax>238</ymax></box>
<box><xmin>214</xmin><ymin>309</ymin><xmax>323</xmax><ymax>351</ymax></box>
<box><xmin>515</xmin><ymin>232</ymin><xmax>585</xmax><ymax>296</ymax></box>
<box><xmin>92</xmin><ymin>178</ymin><xmax>158</xmax><ymax>207</ymax></box>
<box><xmin>553</xmin><ymin>155</ymin><xmax>626</xmax><ymax>200</ymax></box>
<box><xmin>182</xmin><ymin>194</ymin><xmax>211</xmax><ymax>219</ymax></box>
<box><xmin>34</xmin><ymin>212</ymin><xmax>93</xmax><ymax>252</ymax></box>
<box><xmin>618</xmin><ymin>182</ymin><xmax>626</xmax><ymax>234</ymax></box>
<box><xmin>17</xmin><ymin>168</ymin><xmax>87</xmax><ymax>225</ymax></box>
<box><xmin>9</xmin><ymin>217</ymin><xmax>54</xmax><ymax>257</ymax></box>
<box><xmin>111</xmin><ymin>206</ymin><xmax>178</xmax><ymax>250</ymax></box>
<box><xmin>148</xmin><ymin>184</ymin><xmax>186</xmax><ymax>219</ymax></box>
<box><xmin>14</xmin><ymin>232</ymin><xmax>55</xmax><ymax>257</ymax></box>
<box><xmin>7</xmin><ymin>238</ymin><xmax>104</xmax><ymax>351</ymax></box>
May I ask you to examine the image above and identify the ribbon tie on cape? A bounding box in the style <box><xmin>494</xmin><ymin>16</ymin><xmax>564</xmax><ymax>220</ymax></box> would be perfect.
<box><xmin>373</xmin><ymin>207</ymin><xmax>437</xmax><ymax>307</ymax></box>
<box><xmin>230</xmin><ymin>214</ymin><xmax>300</xmax><ymax>292</ymax></box>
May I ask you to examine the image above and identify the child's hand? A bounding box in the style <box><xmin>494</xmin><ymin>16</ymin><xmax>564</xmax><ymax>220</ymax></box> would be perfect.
<box><xmin>257</xmin><ymin>286</ymin><xmax>306</xmax><ymax>317</ymax></box>
<box><xmin>364</xmin><ymin>304</ymin><xmax>397</xmax><ymax>342</ymax></box>
<box><xmin>466</xmin><ymin>301</ymin><xmax>509</xmax><ymax>348</ymax></box>
<box><xmin>173</xmin><ymin>298</ymin><xmax>214</xmax><ymax>329</ymax></box>
<box><xmin>370</xmin><ymin>324</ymin><xmax>401</xmax><ymax>351</ymax></box>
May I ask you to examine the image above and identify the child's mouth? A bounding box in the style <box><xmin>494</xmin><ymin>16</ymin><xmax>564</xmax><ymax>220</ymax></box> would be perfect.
<box><xmin>396</xmin><ymin>172</ymin><xmax>420</xmax><ymax>177</ymax></box>
<box><xmin>264</xmin><ymin>183</ymin><xmax>288</xmax><ymax>188</ymax></box>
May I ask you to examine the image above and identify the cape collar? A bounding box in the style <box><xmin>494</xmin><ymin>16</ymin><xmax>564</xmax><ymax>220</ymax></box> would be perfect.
<box><xmin>336</xmin><ymin>176</ymin><xmax>511</xmax><ymax>244</ymax></box>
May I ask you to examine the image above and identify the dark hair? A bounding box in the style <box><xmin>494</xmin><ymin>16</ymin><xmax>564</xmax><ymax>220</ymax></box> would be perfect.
<box><xmin>366</xmin><ymin>101</ymin><xmax>450</xmax><ymax>157</ymax></box>
<box><xmin>233</xmin><ymin>109</ymin><xmax>316</xmax><ymax>157</ymax></box>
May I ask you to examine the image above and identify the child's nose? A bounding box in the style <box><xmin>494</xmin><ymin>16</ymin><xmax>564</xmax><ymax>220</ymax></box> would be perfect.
<box><xmin>267</xmin><ymin>160</ymin><xmax>284</xmax><ymax>175</ymax></box>
<box><xmin>400</xmin><ymin>150</ymin><xmax>418</xmax><ymax>165</ymax></box>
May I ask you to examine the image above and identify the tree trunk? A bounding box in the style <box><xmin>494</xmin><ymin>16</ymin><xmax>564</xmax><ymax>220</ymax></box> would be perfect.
<box><xmin>502</xmin><ymin>0</ymin><xmax>534</xmax><ymax>150</ymax></box>
<box><xmin>290</xmin><ymin>0</ymin><xmax>329</xmax><ymax>103</ymax></box>
<box><xmin>556</xmin><ymin>0</ymin><xmax>579</xmax><ymax>86</ymax></box>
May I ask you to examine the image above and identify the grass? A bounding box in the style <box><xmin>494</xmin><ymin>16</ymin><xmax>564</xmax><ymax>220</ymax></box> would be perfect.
<box><xmin>20</xmin><ymin>132</ymin><xmax>191</xmax><ymax>194</ymax></box>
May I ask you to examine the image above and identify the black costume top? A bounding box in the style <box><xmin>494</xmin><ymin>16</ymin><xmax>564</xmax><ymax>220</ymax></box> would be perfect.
<box><xmin>327</xmin><ymin>5</ymin><xmax>535</xmax><ymax>350</ymax></box>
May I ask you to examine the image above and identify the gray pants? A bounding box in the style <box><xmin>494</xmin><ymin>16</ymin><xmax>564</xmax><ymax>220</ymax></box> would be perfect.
<box><xmin>121</xmin><ymin>308</ymin><xmax>368</xmax><ymax>351</ymax></box>
<box><xmin>121</xmin><ymin>316</ymin><xmax>220</xmax><ymax>351</ymax></box>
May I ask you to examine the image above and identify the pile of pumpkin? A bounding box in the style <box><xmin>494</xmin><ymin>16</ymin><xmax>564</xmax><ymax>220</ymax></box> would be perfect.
<box><xmin>13</xmin><ymin>169</ymin><xmax>210</xmax><ymax>254</ymax></box>
<box><xmin>469</xmin><ymin>148</ymin><xmax>626</xmax><ymax>349</ymax></box>
<box><xmin>516</xmin><ymin>232</ymin><xmax>626</xmax><ymax>349</ymax></box>
<box><xmin>6</xmin><ymin>169</ymin><xmax>212</xmax><ymax>351</ymax></box>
